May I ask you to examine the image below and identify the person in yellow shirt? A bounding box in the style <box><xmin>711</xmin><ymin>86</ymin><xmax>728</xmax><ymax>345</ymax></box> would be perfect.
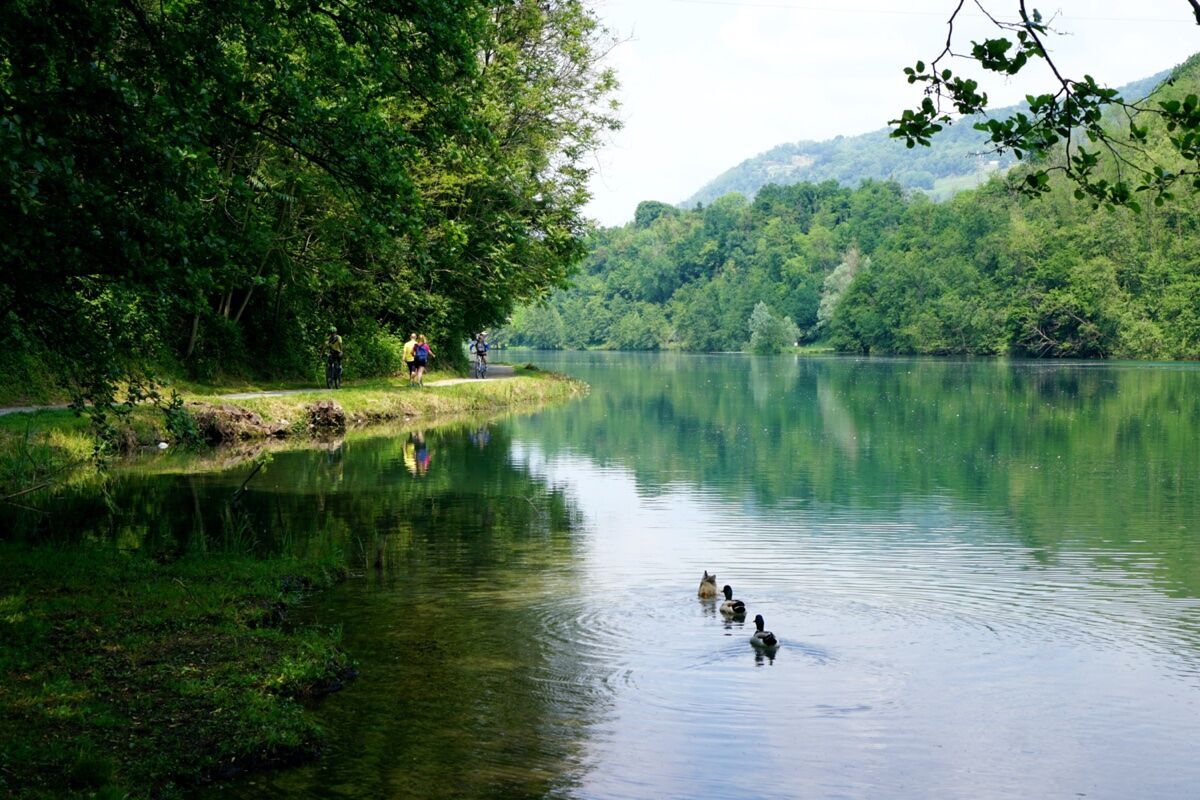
<box><xmin>402</xmin><ymin>332</ymin><xmax>418</xmax><ymax>384</ymax></box>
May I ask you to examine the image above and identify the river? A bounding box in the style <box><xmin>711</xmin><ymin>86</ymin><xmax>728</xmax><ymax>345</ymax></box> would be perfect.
<box><xmin>23</xmin><ymin>353</ymin><xmax>1200</xmax><ymax>798</ymax></box>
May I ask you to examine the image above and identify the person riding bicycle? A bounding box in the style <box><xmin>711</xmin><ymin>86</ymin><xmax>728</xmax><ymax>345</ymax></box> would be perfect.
<box><xmin>325</xmin><ymin>325</ymin><xmax>343</xmax><ymax>387</ymax></box>
<box><xmin>469</xmin><ymin>332</ymin><xmax>489</xmax><ymax>363</ymax></box>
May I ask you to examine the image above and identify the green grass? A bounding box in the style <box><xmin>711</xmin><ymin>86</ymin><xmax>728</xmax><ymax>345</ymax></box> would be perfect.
<box><xmin>0</xmin><ymin>543</ymin><xmax>351</xmax><ymax>799</ymax></box>
<box><xmin>789</xmin><ymin>342</ymin><xmax>836</xmax><ymax>354</ymax></box>
<box><xmin>0</xmin><ymin>418</ymin><xmax>97</xmax><ymax>500</ymax></box>
<box><xmin>0</xmin><ymin>370</ymin><xmax>586</xmax><ymax>495</ymax></box>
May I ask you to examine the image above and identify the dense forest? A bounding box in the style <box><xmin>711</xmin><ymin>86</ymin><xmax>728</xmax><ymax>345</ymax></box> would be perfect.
<box><xmin>501</xmin><ymin>55</ymin><xmax>1200</xmax><ymax>360</ymax></box>
<box><xmin>0</xmin><ymin>1</ymin><xmax>617</xmax><ymax>406</ymax></box>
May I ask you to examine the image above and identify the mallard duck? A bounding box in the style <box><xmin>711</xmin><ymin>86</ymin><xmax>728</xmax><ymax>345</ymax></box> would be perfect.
<box><xmin>750</xmin><ymin>614</ymin><xmax>778</xmax><ymax>648</ymax></box>
<box><xmin>719</xmin><ymin>585</ymin><xmax>746</xmax><ymax>617</ymax></box>
<box><xmin>697</xmin><ymin>571</ymin><xmax>718</xmax><ymax>599</ymax></box>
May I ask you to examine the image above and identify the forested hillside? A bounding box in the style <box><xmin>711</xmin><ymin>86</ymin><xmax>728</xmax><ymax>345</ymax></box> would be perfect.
<box><xmin>682</xmin><ymin>70</ymin><xmax>1169</xmax><ymax>207</ymax></box>
<box><xmin>0</xmin><ymin>1</ymin><xmax>616</xmax><ymax>406</ymax></box>
<box><xmin>501</xmin><ymin>56</ymin><xmax>1200</xmax><ymax>360</ymax></box>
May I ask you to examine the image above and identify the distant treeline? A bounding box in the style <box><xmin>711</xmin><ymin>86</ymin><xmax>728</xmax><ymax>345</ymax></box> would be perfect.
<box><xmin>501</xmin><ymin>57</ymin><xmax>1200</xmax><ymax>360</ymax></box>
<box><xmin>0</xmin><ymin>1</ymin><xmax>615</xmax><ymax>406</ymax></box>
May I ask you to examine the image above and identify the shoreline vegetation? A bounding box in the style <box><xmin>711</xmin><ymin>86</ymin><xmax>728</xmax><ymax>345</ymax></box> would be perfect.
<box><xmin>0</xmin><ymin>368</ymin><xmax>586</xmax><ymax>496</ymax></box>
<box><xmin>0</xmin><ymin>369</ymin><xmax>586</xmax><ymax>799</ymax></box>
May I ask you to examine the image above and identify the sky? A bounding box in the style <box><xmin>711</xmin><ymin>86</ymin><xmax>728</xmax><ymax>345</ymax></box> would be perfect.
<box><xmin>582</xmin><ymin>0</ymin><xmax>1200</xmax><ymax>226</ymax></box>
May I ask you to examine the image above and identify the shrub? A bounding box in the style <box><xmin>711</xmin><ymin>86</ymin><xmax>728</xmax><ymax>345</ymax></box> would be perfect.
<box><xmin>748</xmin><ymin>301</ymin><xmax>799</xmax><ymax>354</ymax></box>
<box><xmin>344</xmin><ymin>328</ymin><xmax>406</xmax><ymax>379</ymax></box>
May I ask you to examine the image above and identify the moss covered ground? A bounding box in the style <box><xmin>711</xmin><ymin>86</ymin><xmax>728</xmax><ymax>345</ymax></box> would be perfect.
<box><xmin>0</xmin><ymin>544</ymin><xmax>352</xmax><ymax>799</ymax></box>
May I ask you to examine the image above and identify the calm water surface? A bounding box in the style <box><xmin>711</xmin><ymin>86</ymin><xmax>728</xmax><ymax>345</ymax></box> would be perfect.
<box><xmin>23</xmin><ymin>354</ymin><xmax>1200</xmax><ymax>798</ymax></box>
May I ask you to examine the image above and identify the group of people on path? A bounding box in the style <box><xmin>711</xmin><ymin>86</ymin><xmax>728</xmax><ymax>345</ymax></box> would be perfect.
<box><xmin>402</xmin><ymin>332</ymin><xmax>435</xmax><ymax>386</ymax></box>
<box><xmin>322</xmin><ymin>328</ymin><xmax>488</xmax><ymax>388</ymax></box>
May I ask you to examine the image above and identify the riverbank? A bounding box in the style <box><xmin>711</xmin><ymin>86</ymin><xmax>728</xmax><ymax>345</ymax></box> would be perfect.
<box><xmin>0</xmin><ymin>368</ymin><xmax>585</xmax><ymax>495</ymax></box>
<box><xmin>0</xmin><ymin>369</ymin><xmax>587</xmax><ymax>798</ymax></box>
<box><xmin>0</xmin><ymin>544</ymin><xmax>351</xmax><ymax>799</ymax></box>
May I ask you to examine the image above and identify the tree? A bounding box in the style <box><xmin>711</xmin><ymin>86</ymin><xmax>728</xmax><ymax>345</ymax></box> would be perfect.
<box><xmin>891</xmin><ymin>2</ymin><xmax>1200</xmax><ymax>210</ymax></box>
<box><xmin>507</xmin><ymin>304</ymin><xmax>566</xmax><ymax>349</ymax></box>
<box><xmin>817</xmin><ymin>249</ymin><xmax>867</xmax><ymax>335</ymax></box>
<box><xmin>634</xmin><ymin>201</ymin><xmax>680</xmax><ymax>229</ymax></box>
<box><xmin>0</xmin><ymin>0</ymin><xmax>618</xmax><ymax>418</ymax></box>
<box><xmin>748</xmin><ymin>301</ymin><xmax>799</xmax><ymax>354</ymax></box>
<box><xmin>609</xmin><ymin>303</ymin><xmax>670</xmax><ymax>350</ymax></box>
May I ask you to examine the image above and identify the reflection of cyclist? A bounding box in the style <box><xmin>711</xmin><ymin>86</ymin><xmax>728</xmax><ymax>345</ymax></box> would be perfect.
<box><xmin>468</xmin><ymin>425</ymin><xmax>491</xmax><ymax>449</ymax></box>
<box><xmin>325</xmin><ymin>326</ymin><xmax>343</xmax><ymax>388</ymax></box>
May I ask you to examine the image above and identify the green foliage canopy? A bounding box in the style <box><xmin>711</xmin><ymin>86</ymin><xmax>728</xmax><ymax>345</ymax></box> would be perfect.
<box><xmin>891</xmin><ymin>3</ymin><xmax>1200</xmax><ymax>210</ymax></box>
<box><xmin>0</xmin><ymin>0</ymin><xmax>617</xmax><ymax>411</ymax></box>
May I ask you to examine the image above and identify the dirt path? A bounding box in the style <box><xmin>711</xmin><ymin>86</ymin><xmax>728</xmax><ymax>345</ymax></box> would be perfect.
<box><xmin>426</xmin><ymin>364</ymin><xmax>514</xmax><ymax>387</ymax></box>
<box><xmin>0</xmin><ymin>404</ymin><xmax>68</xmax><ymax>417</ymax></box>
<box><xmin>0</xmin><ymin>365</ymin><xmax>517</xmax><ymax>415</ymax></box>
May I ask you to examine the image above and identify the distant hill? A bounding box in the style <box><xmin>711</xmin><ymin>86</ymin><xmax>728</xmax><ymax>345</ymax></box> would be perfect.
<box><xmin>681</xmin><ymin>69</ymin><xmax>1172</xmax><ymax>207</ymax></box>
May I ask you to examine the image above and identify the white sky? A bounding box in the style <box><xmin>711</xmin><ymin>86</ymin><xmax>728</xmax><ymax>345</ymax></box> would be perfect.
<box><xmin>582</xmin><ymin>0</ymin><xmax>1200</xmax><ymax>226</ymax></box>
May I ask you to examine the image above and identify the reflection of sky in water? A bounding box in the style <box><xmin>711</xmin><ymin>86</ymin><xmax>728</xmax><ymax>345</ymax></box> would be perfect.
<box><xmin>507</xmin><ymin>433</ymin><xmax>1200</xmax><ymax>800</ymax></box>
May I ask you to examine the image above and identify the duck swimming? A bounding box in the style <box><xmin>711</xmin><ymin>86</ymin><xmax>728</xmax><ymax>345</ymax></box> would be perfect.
<box><xmin>697</xmin><ymin>571</ymin><xmax>718</xmax><ymax>599</ymax></box>
<box><xmin>750</xmin><ymin>614</ymin><xmax>778</xmax><ymax>648</ymax></box>
<box><xmin>719</xmin><ymin>585</ymin><xmax>746</xmax><ymax>617</ymax></box>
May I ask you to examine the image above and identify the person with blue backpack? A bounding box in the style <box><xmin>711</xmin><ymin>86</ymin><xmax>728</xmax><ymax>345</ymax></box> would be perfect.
<box><xmin>413</xmin><ymin>334</ymin><xmax>434</xmax><ymax>386</ymax></box>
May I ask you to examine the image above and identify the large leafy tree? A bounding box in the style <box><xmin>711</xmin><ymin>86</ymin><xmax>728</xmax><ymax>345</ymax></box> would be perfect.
<box><xmin>891</xmin><ymin>2</ymin><xmax>1200</xmax><ymax>209</ymax></box>
<box><xmin>0</xmin><ymin>0</ymin><xmax>617</xmax><ymax>413</ymax></box>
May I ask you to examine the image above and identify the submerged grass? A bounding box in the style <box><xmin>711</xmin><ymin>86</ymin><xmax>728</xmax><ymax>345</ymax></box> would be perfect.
<box><xmin>0</xmin><ymin>542</ymin><xmax>351</xmax><ymax>799</ymax></box>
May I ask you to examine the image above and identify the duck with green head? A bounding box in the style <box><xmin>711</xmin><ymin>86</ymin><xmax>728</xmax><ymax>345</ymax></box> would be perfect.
<box><xmin>719</xmin><ymin>585</ymin><xmax>747</xmax><ymax>617</ymax></box>
<box><xmin>750</xmin><ymin>614</ymin><xmax>778</xmax><ymax>649</ymax></box>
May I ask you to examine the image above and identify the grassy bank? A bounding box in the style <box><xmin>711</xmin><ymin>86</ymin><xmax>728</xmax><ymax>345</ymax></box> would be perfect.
<box><xmin>0</xmin><ymin>544</ymin><xmax>351</xmax><ymax>799</ymax></box>
<box><xmin>0</xmin><ymin>369</ymin><xmax>587</xmax><ymax>796</ymax></box>
<box><xmin>0</xmin><ymin>369</ymin><xmax>586</xmax><ymax>495</ymax></box>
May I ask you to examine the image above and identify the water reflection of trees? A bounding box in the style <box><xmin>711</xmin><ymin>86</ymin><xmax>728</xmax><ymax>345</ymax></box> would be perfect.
<box><xmin>4</xmin><ymin>424</ymin><xmax>600</xmax><ymax>799</ymax></box>
<box><xmin>235</xmin><ymin>426</ymin><xmax>596</xmax><ymax>799</ymax></box>
<box><xmin>516</xmin><ymin>353</ymin><xmax>1200</xmax><ymax>596</ymax></box>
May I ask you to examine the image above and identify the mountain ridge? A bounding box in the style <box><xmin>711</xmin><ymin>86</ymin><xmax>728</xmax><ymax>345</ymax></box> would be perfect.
<box><xmin>680</xmin><ymin>68</ymin><xmax>1172</xmax><ymax>208</ymax></box>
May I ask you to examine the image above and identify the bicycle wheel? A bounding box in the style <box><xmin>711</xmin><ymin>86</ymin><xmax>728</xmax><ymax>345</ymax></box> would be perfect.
<box><xmin>335</xmin><ymin>362</ymin><xmax>342</xmax><ymax>389</ymax></box>
<box><xmin>325</xmin><ymin>359</ymin><xmax>333</xmax><ymax>389</ymax></box>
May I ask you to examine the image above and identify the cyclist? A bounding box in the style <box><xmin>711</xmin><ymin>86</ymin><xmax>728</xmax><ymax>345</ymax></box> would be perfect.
<box><xmin>402</xmin><ymin>332</ymin><xmax>418</xmax><ymax>384</ymax></box>
<box><xmin>324</xmin><ymin>325</ymin><xmax>343</xmax><ymax>388</ymax></box>
<box><xmin>469</xmin><ymin>332</ymin><xmax>489</xmax><ymax>378</ymax></box>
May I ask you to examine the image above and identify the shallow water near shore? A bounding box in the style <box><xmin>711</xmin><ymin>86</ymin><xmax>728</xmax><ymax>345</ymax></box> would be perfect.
<box><xmin>12</xmin><ymin>353</ymin><xmax>1200</xmax><ymax>799</ymax></box>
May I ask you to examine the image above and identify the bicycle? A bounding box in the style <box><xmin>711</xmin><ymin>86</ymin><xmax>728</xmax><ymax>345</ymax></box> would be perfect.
<box><xmin>474</xmin><ymin>354</ymin><xmax>487</xmax><ymax>379</ymax></box>
<box><xmin>325</xmin><ymin>353</ymin><xmax>343</xmax><ymax>389</ymax></box>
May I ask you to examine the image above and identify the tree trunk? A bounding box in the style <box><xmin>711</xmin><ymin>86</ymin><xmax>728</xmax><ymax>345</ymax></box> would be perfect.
<box><xmin>233</xmin><ymin>286</ymin><xmax>254</xmax><ymax>325</ymax></box>
<box><xmin>185</xmin><ymin>313</ymin><xmax>200</xmax><ymax>360</ymax></box>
